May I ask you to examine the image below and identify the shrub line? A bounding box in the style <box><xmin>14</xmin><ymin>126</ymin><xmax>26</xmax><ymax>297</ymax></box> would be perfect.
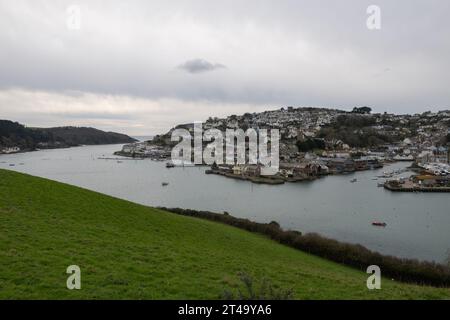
<box><xmin>158</xmin><ymin>207</ymin><xmax>450</xmax><ymax>288</ymax></box>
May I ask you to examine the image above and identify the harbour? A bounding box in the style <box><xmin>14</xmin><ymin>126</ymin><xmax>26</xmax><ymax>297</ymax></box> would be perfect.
<box><xmin>1</xmin><ymin>143</ymin><xmax>449</xmax><ymax>264</ymax></box>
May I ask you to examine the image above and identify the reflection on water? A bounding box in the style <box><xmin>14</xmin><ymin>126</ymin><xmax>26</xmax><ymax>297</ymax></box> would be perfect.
<box><xmin>1</xmin><ymin>144</ymin><xmax>449</xmax><ymax>263</ymax></box>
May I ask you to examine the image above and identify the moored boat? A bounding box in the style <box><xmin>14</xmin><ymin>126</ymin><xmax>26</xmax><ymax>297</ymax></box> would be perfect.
<box><xmin>166</xmin><ymin>162</ymin><xmax>175</xmax><ymax>168</ymax></box>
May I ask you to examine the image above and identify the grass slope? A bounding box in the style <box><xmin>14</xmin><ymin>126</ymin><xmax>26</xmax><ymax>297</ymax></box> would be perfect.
<box><xmin>0</xmin><ymin>169</ymin><xmax>449</xmax><ymax>299</ymax></box>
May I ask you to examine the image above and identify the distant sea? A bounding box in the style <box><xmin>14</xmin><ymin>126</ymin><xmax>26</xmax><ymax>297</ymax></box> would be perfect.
<box><xmin>132</xmin><ymin>136</ymin><xmax>153</xmax><ymax>142</ymax></box>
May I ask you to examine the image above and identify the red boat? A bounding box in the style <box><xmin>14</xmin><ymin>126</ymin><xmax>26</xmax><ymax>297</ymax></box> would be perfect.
<box><xmin>372</xmin><ymin>221</ymin><xmax>387</xmax><ymax>227</ymax></box>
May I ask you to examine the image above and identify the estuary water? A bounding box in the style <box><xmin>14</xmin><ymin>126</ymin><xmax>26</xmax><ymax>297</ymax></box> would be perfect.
<box><xmin>1</xmin><ymin>143</ymin><xmax>449</xmax><ymax>263</ymax></box>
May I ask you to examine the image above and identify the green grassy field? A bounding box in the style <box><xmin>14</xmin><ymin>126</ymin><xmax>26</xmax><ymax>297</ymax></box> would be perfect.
<box><xmin>0</xmin><ymin>169</ymin><xmax>449</xmax><ymax>299</ymax></box>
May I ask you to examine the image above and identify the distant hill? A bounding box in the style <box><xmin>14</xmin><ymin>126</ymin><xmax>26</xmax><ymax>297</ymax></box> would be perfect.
<box><xmin>36</xmin><ymin>126</ymin><xmax>137</xmax><ymax>146</ymax></box>
<box><xmin>0</xmin><ymin>120</ymin><xmax>136</xmax><ymax>152</ymax></box>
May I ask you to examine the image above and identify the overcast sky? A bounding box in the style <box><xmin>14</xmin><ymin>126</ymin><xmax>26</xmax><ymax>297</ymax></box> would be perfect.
<box><xmin>1</xmin><ymin>0</ymin><xmax>449</xmax><ymax>135</ymax></box>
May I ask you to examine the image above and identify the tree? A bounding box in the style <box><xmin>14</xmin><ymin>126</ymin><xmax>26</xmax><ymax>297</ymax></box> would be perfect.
<box><xmin>351</xmin><ymin>106</ymin><xmax>372</xmax><ymax>114</ymax></box>
<box><xmin>296</xmin><ymin>138</ymin><xmax>325</xmax><ymax>152</ymax></box>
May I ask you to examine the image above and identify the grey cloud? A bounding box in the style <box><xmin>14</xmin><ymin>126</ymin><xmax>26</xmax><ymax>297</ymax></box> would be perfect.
<box><xmin>0</xmin><ymin>0</ymin><xmax>450</xmax><ymax>133</ymax></box>
<box><xmin>177</xmin><ymin>59</ymin><xmax>226</xmax><ymax>74</ymax></box>
<box><xmin>55</xmin><ymin>112</ymin><xmax>135</xmax><ymax>120</ymax></box>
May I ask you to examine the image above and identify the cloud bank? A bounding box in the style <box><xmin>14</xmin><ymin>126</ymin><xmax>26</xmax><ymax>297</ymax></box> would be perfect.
<box><xmin>0</xmin><ymin>0</ymin><xmax>449</xmax><ymax>134</ymax></box>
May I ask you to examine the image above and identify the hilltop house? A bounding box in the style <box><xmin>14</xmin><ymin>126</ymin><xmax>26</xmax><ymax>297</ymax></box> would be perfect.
<box><xmin>0</xmin><ymin>146</ymin><xmax>20</xmax><ymax>154</ymax></box>
<box><xmin>325</xmin><ymin>158</ymin><xmax>355</xmax><ymax>174</ymax></box>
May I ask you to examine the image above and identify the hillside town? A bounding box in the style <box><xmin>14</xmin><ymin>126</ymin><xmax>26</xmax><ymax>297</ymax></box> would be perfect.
<box><xmin>116</xmin><ymin>107</ymin><xmax>450</xmax><ymax>189</ymax></box>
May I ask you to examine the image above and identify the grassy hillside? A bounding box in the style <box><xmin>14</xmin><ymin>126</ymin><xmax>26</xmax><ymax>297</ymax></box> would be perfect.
<box><xmin>0</xmin><ymin>169</ymin><xmax>449</xmax><ymax>299</ymax></box>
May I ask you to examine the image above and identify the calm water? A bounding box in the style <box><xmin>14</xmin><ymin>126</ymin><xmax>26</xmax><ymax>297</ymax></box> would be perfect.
<box><xmin>1</xmin><ymin>144</ymin><xmax>449</xmax><ymax>263</ymax></box>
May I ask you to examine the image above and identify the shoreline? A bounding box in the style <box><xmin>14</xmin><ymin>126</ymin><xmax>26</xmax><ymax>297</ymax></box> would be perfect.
<box><xmin>159</xmin><ymin>206</ymin><xmax>450</xmax><ymax>287</ymax></box>
<box><xmin>0</xmin><ymin>142</ymin><xmax>129</xmax><ymax>157</ymax></box>
<box><xmin>2</xmin><ymin>166</ymin><xmax>449</xmax><ymax>288</ymax></box>
<box><xmin>2</xmin><ymin>146</ymin><xmax>447</xmax><ymax>266</ymax></box>
<box><xmin>2</xmin><ymin>168</ymin><xmax>449</xmax><ymax>299</ymax></box>
<box><xmin>205</xmin><ymin>169</ymin><xmax>287</xmax><ymax>184</ymax></box>
<box><xmin>384</xmin><ymin>183</ymin><xmax>450</xmax><ymax>193</ymax></box>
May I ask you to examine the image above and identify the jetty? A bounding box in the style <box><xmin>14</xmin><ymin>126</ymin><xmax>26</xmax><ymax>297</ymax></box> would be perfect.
<box><xmin>98</xmin><ymin>157</ymin><xmax>144</xmax><ymax>161</ymax></box>
<box><xmin>384</xmin><ymin>183</ymin><xmax>450</xmax><ymax>193</ymax></box>
<box><xmin>205</xmin><ymin>169</ymin><xmax>285</xmax><ymax>185</ymax></box>
<box><xmin>384</xmin><ymin>179</ymin><xmax>450</xmax><ymax>193</ymax></box>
